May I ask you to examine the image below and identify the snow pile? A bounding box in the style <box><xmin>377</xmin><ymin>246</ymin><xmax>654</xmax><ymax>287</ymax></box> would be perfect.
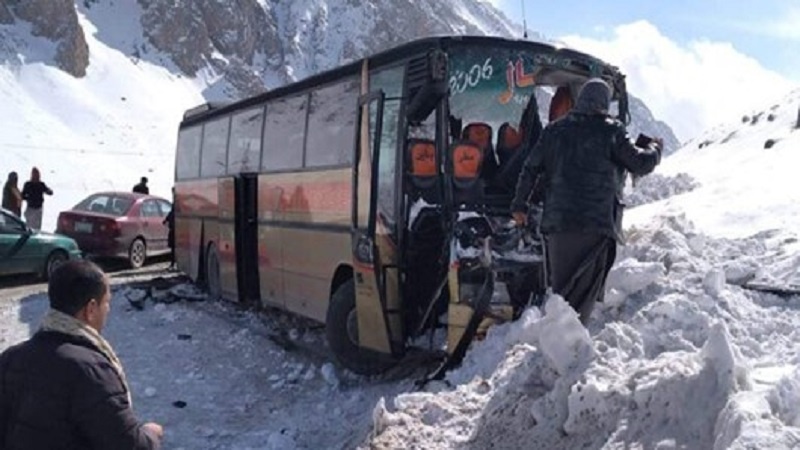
<box><xmin>625</xmin><ymin>172</ymin><xmax>700</xmax><ymax>207</ymax></box>
<box><xmin>367</xmin><ymin>213</ymin><xmax>800</xmax><ymax>449</ymax></box>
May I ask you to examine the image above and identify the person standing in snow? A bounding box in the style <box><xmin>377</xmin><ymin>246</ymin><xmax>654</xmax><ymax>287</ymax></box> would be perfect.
<box><xmin>511</xmin><ymin>78</ymin><xmax>661</xmax><ymax>324</ymax></box>
<box><xmin>133</xmin><ymin>176</ymin><xmax>150</xmax><ymax>195</ymax></box>
<box><xmin>163</xmin><ymin>188</ymin><xmax>176</xmax><ymax>269</ymax></box>
<box><xmin>2</xmin><ymin>171</ymin><xmax>22</xmax><ymax>216</ymax></box>
<box><xmin>20</xmin><ymin>167</ymin><xmax>53</xmax><ymax>230</ymax></box>
<box><xmin>0</xmin><ymin>260</ymin><xmax>164</xmax><ymax>449</ymax></box>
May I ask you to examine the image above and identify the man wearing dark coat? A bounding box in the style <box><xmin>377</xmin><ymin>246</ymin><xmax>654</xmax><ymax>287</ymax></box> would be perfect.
<box><xmin>0</xmin><ymin>260</ymin><xmax>163</xmax><ymax>449</ymax></box>
<box><xmin>133</xmin><ymin>176</ymin><xmax>150</xmax><ymax>195</ymax></box>
<box><xmin>511</xmin><ymin>78</ymin><xmax>661</xmax><ymax>324</ymax></box>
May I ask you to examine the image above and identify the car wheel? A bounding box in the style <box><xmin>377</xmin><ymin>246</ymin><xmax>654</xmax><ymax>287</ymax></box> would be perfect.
<box><xmin>326</xmin><ymin>279</ymin><xmax>397</xmax><ymax>376</ymax></box>
<box><xmin>43</xmin><ymin>250</ymin><xmax>67</xmax><ymax>280</ymax></box>
<box><xmin>205</xmin><ymin>243</ymin><xmax>221</xmax><ymax>300</ymax></box>
<box><xmin>128</xmin><ymin>238</ymin><xmax>147</xmax><ymax>269</ymax></box>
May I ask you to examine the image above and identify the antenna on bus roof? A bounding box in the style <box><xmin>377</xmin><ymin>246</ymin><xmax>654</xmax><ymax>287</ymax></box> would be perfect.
<box><xmin>521</xmin><ymin>0</ymin><xmax>528</xmax><ymax>39</ymax></box>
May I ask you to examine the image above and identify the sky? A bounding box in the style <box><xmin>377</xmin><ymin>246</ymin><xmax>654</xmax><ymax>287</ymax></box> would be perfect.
<box><xmin>487</xmin><ymin>0</ymin><xmax>800</xmax><ymax>141</ymax></box>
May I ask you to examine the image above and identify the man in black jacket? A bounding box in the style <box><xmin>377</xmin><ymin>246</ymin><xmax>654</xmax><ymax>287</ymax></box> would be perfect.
<box><xmin>511</xmin><ymin>78</ymin><xmax>661</xmax><ymax>324</ymax></box>
<box><xmin>0</xmin><ymin>260</ymin><xmax>163</xmax><ymax>449</ymax></box>
<box><xmin>133</xmin><ymin>176</ymin><xmax>150</xmax><ymax>195</ymax></box>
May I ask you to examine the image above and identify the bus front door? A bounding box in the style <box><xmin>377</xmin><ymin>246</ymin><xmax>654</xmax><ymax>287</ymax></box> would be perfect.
<box><xmin>351</xmin><ymin>85</ymin><xmax>403</xmax><ymax>358</ymax></box>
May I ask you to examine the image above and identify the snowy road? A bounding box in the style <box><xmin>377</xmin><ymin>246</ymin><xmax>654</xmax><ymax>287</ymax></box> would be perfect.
<box><xmin>0</xmin><ymin>266</ymin><xmax>413</xmax><ymax>450</ymax></box>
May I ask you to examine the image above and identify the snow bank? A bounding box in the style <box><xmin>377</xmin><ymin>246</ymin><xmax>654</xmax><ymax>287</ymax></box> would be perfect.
<box><xmin>367</xmin><ymin>213</ymin><xmax>800</xmax><ymax>449</ymax></box>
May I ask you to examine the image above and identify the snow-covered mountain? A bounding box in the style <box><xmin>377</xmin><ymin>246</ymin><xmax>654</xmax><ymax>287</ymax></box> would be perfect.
<box><xmin>0</xmin><ymin>0</ymin><xmax>679</xmax><ymax>234</ymax></box>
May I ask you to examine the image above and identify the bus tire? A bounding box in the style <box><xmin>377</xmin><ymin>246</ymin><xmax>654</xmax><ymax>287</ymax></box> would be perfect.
<box><xmin>326</xmin><ymin>279</ymin><xmax>396</xmax><ymax>376</ymax></box>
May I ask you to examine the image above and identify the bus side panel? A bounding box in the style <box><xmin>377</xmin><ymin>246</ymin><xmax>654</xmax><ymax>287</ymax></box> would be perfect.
<box><xmin>282</xmin><ymin>229</ymin><xmax>351</xmax><ymax>322</ymax></box>
<box><xmin>175</xmin><ymin>179</ymin><xmax>219</xmax><ymax>281</ymax></box>
<box><xmin>174</xmin><ymin>217</ymin><xmax>201</xmax><ymax>279</ymax></box>
<box><xmin>278</xmin><ymin>169</ymin><xmax>351</xmax><ymax>322</ymax></box>
<box><xmin>256</xmin><ymin>174</ymin><xmax>287</xmax><ymax>309</ymax></box>
<box><xmin>218</xmin><ymin>177</ymin><xmax>237</xmax><ymax>300</ymax></box>
<box><xmin>257</xmin><ymin>224</ymin><xmax>284</xmax><ymax>309</ymax></box>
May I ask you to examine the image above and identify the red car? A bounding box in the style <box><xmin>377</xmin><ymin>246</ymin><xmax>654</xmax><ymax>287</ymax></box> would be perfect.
<box><xmin>56</xmin><ymin>192</ymin><xmax>172</xmax><ymax>268</ymax></box>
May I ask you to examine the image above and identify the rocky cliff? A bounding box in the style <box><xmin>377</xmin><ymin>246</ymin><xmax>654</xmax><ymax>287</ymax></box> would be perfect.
<box><xmin>1</xmin><ymin>0</ymin><xmax>88</xmax><ymax>77</ymax></box>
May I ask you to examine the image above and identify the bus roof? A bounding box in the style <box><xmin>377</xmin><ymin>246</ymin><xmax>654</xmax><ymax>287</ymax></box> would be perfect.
<box><xmin>180</xmin><ymin>35</ymin><xmax>622</xmax><ymax>128</ymax></box>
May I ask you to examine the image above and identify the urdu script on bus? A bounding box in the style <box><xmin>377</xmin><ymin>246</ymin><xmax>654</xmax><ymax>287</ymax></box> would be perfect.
<box><xmin>449</xmin><ymin>56</ymin><xmax>538</xmax><ymax>105</ymax></box>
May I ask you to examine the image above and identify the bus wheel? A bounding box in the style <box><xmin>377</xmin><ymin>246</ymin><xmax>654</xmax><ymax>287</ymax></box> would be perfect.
<box><xmin>205</xmin><ymin>244</ymin><xmax>221</xmax><ymax>300</ymax></box>
<box><xmin>326</xmin><ymin>279</ymin><xmax>396</xmax><ymax>376</ymax></box>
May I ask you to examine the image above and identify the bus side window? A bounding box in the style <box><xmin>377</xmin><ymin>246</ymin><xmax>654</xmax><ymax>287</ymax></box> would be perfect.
<box><xmin>200</xmin><ymin>116</ymin><xmax>230</xmax><ymax>178</ymax></box>
<box><xmin>306</xmin><ymin>79</ymin><xmax>358</xmax><ymax>168</ymax></box>
<box><xmin>262</xmin><ymin>95</ymin><xmax>306</xmax><ymax>171</ymax></box>
<box><xmin>176</xmin><ymin>126</ymin><xmax>202</xmax><ymax>180</ymax></box>
<box><xmin>228</xmin><ymin>107</ymin><xmax>264</xmax><ymax>174</ymax></box>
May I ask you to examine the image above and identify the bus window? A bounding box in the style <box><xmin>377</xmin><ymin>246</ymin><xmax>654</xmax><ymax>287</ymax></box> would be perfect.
<box><xmin>369</xmin><ymin>66</ymin><xmax>405</xmax><ymax>231</ymax></box>
<box><xmin>176</xmin><ymin>126</ymin><xmax>202</xmax><ymax>180</ymax></box>
<box><xmin>447</xmin><ymin>47</ymin><xmax>542</xmax><ymax>151</ymax></box>
<box><xmin>200</xmin><ymin>116</ymin><xmax>230</xmax><ymax>178</ymax></box>
<box><xmin>306</xmin><ymin>79</ymin><xmax>359</xmax><ymax>168</ymax></box>
<box><xmin>262</xmin><ymin>94</ymin><xmax>307</xmax><ymax>171</ymax></box>
<box><xmin>228</xmin><ymin>106</ymin><xmax>264</xmax><ymax>174</ymax></box>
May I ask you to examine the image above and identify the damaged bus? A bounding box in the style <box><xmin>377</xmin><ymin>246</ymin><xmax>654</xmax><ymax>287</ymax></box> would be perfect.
<box><xmin>173</xmin><ymin>36</ymin><xmax>629</xmax><ymax>375</ymax></box>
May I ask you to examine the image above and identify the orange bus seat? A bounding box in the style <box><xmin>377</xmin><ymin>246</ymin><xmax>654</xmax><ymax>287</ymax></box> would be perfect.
<box><xmin>451</xmin><ymin>141</ymin><xmax>486</xmax><ymax>206</ymax></box>
<box><xmin>462</xmin><ymin>122</ymin><xmax>493</xmax><ymax>152</ymax></box>
<box><xmin>406</xmin><ymin>138</ymin><xmax>438</xmax><ymax>201</ymax></box>
<box><xmin>452</xmin><ymin>142</ymin><xmax>483</xmax><ymax>181</ymax></box>
<box><xmin>496</xmin><ymin>122</ymin><xmax>522</xmax><ymax>167</ymax></box>
<box><xmin>462</xmin><ymin>122</ymin><xmax>498</xmax><ymax>181</ymax></box>
<box><xmin>409</xmin><ymin>139</ymin><xmax>436</xmax><ymax>177</ymax></box>
<box><xmin>549</xmin><ymin>85</ymin><xmax>574</xmax><ymax>122</ymax></box>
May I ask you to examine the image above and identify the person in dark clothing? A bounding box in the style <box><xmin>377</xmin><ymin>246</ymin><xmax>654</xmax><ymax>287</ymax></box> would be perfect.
<box><xmin>0</xmin><ymin>260</ymin><xmax>164</xmax><ymax>449</ymax></box>
<box><xmin>20</xmin><ymin>167</ymin><xmax>52</xmax><ymax>230</ymax></box>
<box><xmin>133</xmin><ymin>176</ymin><xmax>150</xmax><ymax>195</ymax></box>
<box><xmin>2</xmin><ymin>171</ymin><xmax>22</xmax><ymax>216</ymax></box>
<box><xmin>511</xmin><ymin>78</ymin><xmax>661</xmax><ymax>324</ymax></box>
<box><xmin>163</xmin><ymin>207</ymin><xmax>175</xmax><ymax>269</ymax></box>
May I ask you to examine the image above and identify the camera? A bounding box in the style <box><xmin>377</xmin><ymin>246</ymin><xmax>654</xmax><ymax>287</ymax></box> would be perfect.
<box><xmin>635</xmin><ymin>133</ymin><xmax>655</xmax><ymax>148</ymax></box>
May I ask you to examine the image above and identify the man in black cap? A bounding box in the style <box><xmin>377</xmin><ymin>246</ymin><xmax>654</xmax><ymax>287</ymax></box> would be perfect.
<box><xmin>511</xmin><ymin>78</ymin><xmax>661</xmax><ymax>324</ymax></box>
<box><xmin>0</xmin><ymin>260</ymin><xmax>163</xmax><ymax>449</ymax></box>
<box><xmin>133</xmin><ymin>176</ymin><xmax>149</xmax><ymax>195</ymax></box>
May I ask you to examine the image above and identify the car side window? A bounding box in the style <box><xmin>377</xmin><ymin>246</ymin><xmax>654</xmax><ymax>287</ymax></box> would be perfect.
<box><xmin>157</xmin><ymin>200</ymin><xmax>172</xmax><ymax>217</ymax></box>
<box><xmin>141</xmin><ymin>201</ymin><xmax>160</xmax><ymax>218</ymax></box>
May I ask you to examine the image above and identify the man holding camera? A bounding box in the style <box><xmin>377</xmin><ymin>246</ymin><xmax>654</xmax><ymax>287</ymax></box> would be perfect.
<box><xmin>511</xmin><ymin>78</ymin><xmax>661</xmax><ymax>324</ymax></box>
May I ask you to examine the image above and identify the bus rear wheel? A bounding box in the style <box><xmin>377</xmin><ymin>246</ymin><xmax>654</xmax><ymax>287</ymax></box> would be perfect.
<box><xmin>326</xmin><ymin>279</ymin><xmax>396</xmax><ymax>376</ymax></box>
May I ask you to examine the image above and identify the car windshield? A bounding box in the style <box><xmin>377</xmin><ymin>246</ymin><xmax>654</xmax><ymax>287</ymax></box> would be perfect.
<box><xmin>74</xmin><ymin>194</ymin><xmax>134</xmax><ymax>216</ymax></box>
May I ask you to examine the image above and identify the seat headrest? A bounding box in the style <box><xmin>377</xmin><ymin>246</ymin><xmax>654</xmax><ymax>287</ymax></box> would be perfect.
<box><xmin>549</xmin><ymin>86</ymin><xmax>574</xmax><ymax>122</ymax></box>
<box><xmin>452</xmin><ymin>142</ymin><xmax>483</xmax><ymax>180</ymax></box>
<box><xmin>408</xmin><ymin>139</ymin><xmax>436</xmax><ymax>177</ymax></box>
<box><xmin>497</xmin><ymin>123</ymin><xmax>522</xmax><ymax>150</ymax></box>
<box><xmin>461</xmin><ymin>123</ymin><xmax>493</xmax><ymax>151</ymax></box>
